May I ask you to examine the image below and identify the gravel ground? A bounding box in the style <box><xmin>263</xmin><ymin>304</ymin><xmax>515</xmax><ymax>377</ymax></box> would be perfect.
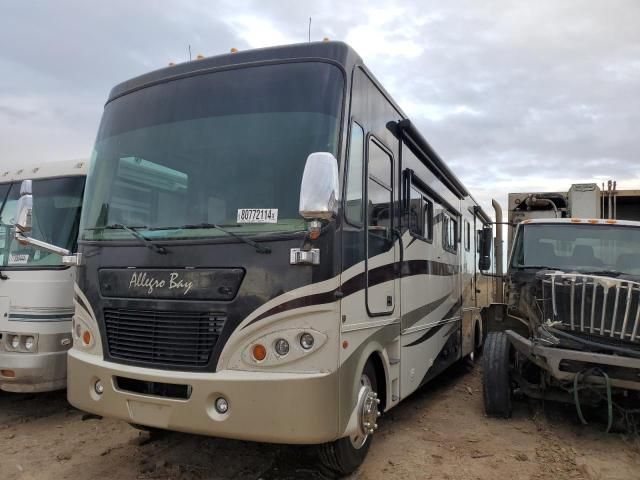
<box><xmin>1</xmin><ymin>362</ymin><xmax>639</xmax><ymax>480</ymax></box>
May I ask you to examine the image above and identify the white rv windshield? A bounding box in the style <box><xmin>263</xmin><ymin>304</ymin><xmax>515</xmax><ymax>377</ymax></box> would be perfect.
<box><xmin>0</xmin><ymin>176</ymin><xmax>85</xmax><ymax>268</ymax></box>
<box><xmin>511</xmin><ymin>223</ymin><xmax>640</xmax><ymax>276</ymax></box>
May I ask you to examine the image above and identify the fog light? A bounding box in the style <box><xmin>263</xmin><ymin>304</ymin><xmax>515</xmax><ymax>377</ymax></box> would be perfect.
<box><xmin>300</xmin><ymin>333</ymin><xmax>315</xmax><ymax>350</ymax></box>
<box><xmin>10</xmin><ymin>335</ymin><xmax>19</xmax><ymax>350</ymax></box>
<box><xmin>94</xmin><ymin>379</ymin><xmax>104</xmax><ymax>395</ymax></box>
<box><xmin>215</xmin><ymin>396</ymin><xmax>229</xmax><ymax>414</ymax></box>
<box><xmin>24</xmin><ymin>336</ymin><xmax>35</xmax><ymax>351</ymax></box>
<box><xmin>274</xmin><ymin>338</ymin><xmax>289</xmax><ymax>356</ymax></box>
<box><xmin>1</xmin><ymin>369</ymin><xmax>15</xmax><ymax>378</ymax></box>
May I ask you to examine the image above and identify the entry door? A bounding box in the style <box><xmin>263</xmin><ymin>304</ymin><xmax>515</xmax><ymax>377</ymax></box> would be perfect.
<box><xmin>366</xmin><ymin>137</ymin><xmax>397</xmax><ymax>315</ymax></box>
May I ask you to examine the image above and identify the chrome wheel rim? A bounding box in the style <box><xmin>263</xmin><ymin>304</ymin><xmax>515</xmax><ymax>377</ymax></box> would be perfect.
<box><xmin>350</xmin><ymin>373</ymin><xmax>380</xmax><ymax>449</ymax></box>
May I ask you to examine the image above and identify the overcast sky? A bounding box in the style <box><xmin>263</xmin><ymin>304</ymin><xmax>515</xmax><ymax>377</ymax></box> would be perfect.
<box><xmin>1</xmin><ymin>0</ymin><xmax>639</xmax><ymax>215</ymax></box>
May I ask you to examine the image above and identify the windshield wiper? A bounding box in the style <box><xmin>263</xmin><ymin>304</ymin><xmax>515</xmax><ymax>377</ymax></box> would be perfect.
<box><xmin>151</xmin><ymin>223</ymin><xmax>271</xmax><ymax>254</ymax></box>
<box><xmin>86</xmin><ymin>224</ymin><xmax>168</xmax><ymax>254</ymax></box>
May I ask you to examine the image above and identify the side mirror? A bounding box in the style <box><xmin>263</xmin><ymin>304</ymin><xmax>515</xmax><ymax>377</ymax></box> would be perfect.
<box><xmin>14</xmin><ymin>180</ymin><xmax>33</xmax><ymax>234</ymax></box>
<box><xmin>13</xmin><ymin>179</ymin><xmax>74</xmax><ymax>259</ymax></box>
<box><xmin>478</xmin><ymin>224</ymin><xmax>493</xmax><ymax>271</ymax></box>
<box><xmin>299</xmin><ymin>152</ymin><xmax>339</xmax><ymax>221</ymax></box>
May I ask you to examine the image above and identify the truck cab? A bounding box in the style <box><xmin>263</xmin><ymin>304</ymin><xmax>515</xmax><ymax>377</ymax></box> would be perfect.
<box><xmin>483</xmin><ymin>218</ymin><xmax>640</xmax><ymax>421</ymax></box>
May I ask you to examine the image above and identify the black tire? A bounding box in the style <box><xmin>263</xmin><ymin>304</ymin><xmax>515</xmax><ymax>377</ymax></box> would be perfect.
<box><xmin>316</xmin><ymin>361</ymin><xmax>378</xmax><ymax>477</ymax></box>
<box><xmin>482</xmin><ymin>331</ymin><xmax>512</xmax><ymax>418</ymax></box>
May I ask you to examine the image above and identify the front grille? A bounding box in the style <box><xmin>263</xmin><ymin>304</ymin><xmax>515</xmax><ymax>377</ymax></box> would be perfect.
<box><xmin>540</xmin><ymin>273</ymin><xmax>640</xmax><ymax>344</ymax></box>
<box><xmin>104</xmin><ymin>308</ymin><xmax>226</xmax><ymax>368</ymax></box>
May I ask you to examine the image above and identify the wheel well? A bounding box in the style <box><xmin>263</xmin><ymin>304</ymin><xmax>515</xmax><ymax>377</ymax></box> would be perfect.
<box><xmin>367</xmin><ymin>352</ymin><xmax>387</xmax><ymax>411</ymax></box>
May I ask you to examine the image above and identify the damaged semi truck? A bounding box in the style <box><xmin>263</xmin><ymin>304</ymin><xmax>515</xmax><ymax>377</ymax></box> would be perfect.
<box><xmin>483</xmin><ymin>183</ymin><xmax>640</xmax><ymax>429</ymax></box>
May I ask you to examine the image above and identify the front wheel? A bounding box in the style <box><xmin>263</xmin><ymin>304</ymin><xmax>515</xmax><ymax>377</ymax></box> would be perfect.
<box><xmin>316</xmin><ymin>361</ymin><xmax>380</xmax><ymax>477</ymax></box>
<box><xmin>482</xmin><ymin>331</ymin><xmax>513</xmax><ymax>418</ymax></box>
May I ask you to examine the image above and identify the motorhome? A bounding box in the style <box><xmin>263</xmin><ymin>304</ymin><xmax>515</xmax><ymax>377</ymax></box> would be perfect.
<box><xmin>0</xmin><ymin>160</ymin><xmax>86</xmax><ymax>392</ymax></box>
<box><xmin>14</xmin><ymin>42</ymin><xmax>496</xmax><ymax>475</ymax></box>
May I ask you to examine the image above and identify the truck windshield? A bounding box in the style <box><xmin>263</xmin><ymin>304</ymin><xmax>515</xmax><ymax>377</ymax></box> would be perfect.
<box><xmin>81</xmin><ymin>62</ymin><xmax>344</xmax><ymax>241</ymax></box>
<box><xmin>511</xmin><ymin>223</ymin><xmax>640</xmax><ymax>276</ymax></box>
<box><xmin>0</xmin><ymin>176</ymin><xmax>85</xmax><ymax>268</ymax></box>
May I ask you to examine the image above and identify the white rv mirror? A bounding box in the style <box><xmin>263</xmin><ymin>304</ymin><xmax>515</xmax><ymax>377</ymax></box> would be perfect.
<box><xmin>14</xmin><ymin>180</ymin><xmax>33</xmax><ymax>234</ymax></box>
<box><xmin>14</xmin><ymin>179</ymin><xmax>73</xmax><ymax>258</ymax></box>
<box><xmin>299</xmin><ymin>152</ymin><xmax>339</xmax><ymax>221</ymax></box>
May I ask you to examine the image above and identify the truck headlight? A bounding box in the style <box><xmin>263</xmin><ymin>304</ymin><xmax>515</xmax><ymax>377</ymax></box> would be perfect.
<box><xmin>10</xmin><ymin>335</ymin><xmax>20</xmax><ymax>350</ymax></box>
<box><xmin>24</xmin><ymin>336</ymin><xmax>35</xmax><ymax>351</ymax></box>
<box><xmin>274</xmin><ymin>338</ymin><xmax>290</xmax><ymax>356</ymax></box>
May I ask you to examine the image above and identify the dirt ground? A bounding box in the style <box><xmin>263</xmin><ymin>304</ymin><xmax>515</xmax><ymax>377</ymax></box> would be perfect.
<box><xmin>1</xmin><ymin>363</ymin><xmax>639</xmax><ymax>480</ymax></box>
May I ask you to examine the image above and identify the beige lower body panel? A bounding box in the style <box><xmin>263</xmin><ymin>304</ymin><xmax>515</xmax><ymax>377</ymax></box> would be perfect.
<box><xmin>0</xmin><ymin>350</ymin><xmax>67</xmax><ymax>393</ymax></box>
<box><xmin>67</xmin><ymin>350</ymin><xmax>340</xmax><ymax>444</ymax></box>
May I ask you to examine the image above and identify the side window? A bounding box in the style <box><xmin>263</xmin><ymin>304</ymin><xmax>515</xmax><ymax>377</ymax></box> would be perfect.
<box><xmin>465</xmin><ymin>221</ymin><xmax>471</xmax><ymax>251</ymax></box>
<box><xmin>443</xmin><ymin>213</ymin><xmax>458</xmax><ymax>253</ymax></box>
<box><xmin>345</xmin><ymin>122</ymin><xmax>365</xmax><ymax>226</ymax></box>
<box><xmin>408</xmin><ymin>183</ymin><xmax>434</xmax><ymax>242</ymax></box>
<box><xmin>424</xmin><ymin>198</ymin><xmax>434</xmax><ymax>242</ymax></box>
<box><xmin>408</xmin><ymin>186</ymin><xmax>424</xmax><ymax>237</ymax></box>
<box><xmin>367</xmin><ymin>138</ymin><xmax>393</xmax><ymax>258</ymax></box>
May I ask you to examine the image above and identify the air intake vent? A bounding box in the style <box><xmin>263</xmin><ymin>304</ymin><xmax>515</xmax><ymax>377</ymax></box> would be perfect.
<box><xmin>104</xmin><ymin>308</ymin><xmax>225</xmax><ymax>368</ymax></box>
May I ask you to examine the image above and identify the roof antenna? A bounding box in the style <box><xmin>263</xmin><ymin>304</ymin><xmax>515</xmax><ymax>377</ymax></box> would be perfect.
<box><xmin>308</xmin><ymin>17</ymin><xmax>311</xmax><ymax>42</ymax></box>
<box><xmin>188</xmin><ymin>44</ymin><xmax>192</xmax><ymax>61</ymax></box>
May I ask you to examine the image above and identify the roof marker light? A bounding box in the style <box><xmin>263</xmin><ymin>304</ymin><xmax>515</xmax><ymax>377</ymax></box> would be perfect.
<box><xmin>196</xmin><ymin>54</ymin><xmax>205</xmax><ymax>60</ymax></box>
<box><xmin>230</xmin><ymin>48</ymin><xmax>238</xmax><ymax>53</ymax></box>
<box><xmin>571</xmin><ymin>218</ymin><xmax>581</xmax><ymax>223</ymax></box>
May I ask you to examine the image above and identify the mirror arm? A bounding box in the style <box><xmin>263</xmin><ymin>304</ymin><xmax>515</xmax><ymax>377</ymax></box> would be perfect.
<box><xmin>15</xmin><ymin>232</ymin><xmax>71</xmax><ymax>257</ymax></box>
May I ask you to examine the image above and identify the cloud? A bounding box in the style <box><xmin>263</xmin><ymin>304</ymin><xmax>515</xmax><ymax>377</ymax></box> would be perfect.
<box><xmin>1</xmin><ymin>0</ymin><xmax>639</xmax><ymax>217</ymax></box>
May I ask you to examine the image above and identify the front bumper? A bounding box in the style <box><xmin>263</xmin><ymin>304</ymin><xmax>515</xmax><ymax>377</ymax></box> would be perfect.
<box><xmin>0</xmin><ymin>350</ymin><xmax>67</xmax><ymax>392</ymax></box>
<box><xmin>67</xmin><ymin>349</ymin><xmax>340</xmax><ymax>444</ymax></box>
<box><xmin>507</xmin><ymin>330</ymin><xmax>640</xmax><ymax>391</ymax></box>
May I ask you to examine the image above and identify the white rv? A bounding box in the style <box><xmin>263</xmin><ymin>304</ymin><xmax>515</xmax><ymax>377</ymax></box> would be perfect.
<box><xmin>0</xmin><ymin>160</ymin><xmax>86</xmax><ymax>392</ymax></box>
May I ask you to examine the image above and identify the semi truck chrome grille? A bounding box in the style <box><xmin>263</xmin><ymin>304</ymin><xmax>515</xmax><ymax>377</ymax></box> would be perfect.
<box><xmin>104</xmin><ymin>308</ymin><xmax>225</xmax><ymax>368</ymax></box>
<box><xmin>540</xmin><ymin>273</ymin><xmax>640</xmax><ymax>344</ymax></box>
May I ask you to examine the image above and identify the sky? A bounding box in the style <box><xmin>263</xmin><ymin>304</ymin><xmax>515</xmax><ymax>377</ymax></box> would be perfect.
<box><xmin>1</xmin><ymin>0</ymin><xmax>639</xmax><ymax>216</ymax></box>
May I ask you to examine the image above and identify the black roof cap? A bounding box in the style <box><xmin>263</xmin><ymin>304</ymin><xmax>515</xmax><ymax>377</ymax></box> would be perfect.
<box><xmin>107</xmin><ymin>41</ymin><xmax>362</xmax><ymax>103</ymax></box>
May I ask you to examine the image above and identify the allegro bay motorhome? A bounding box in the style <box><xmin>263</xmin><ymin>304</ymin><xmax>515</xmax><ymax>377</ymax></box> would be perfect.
<box><xmin>14</xmin><ymin>42</ymin><xmax>497</xmax><ymax>475</ymax></box>
<box><xmin>0</xmin><ymin>160</ymin><xmax>86</xmax><ymax>392</ymax></box>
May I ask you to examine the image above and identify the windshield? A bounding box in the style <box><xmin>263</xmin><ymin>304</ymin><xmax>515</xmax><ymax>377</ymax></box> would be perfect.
<box><xmin>81</xmin><ymin>62</ymin><xmax>344</xmax><ymax>241</ymax></box>
<box><xmin>0</xmin><ymin>176</ymin><xmax>85</xmax><ymax>268</ymax></box>
<box><xmin>511</xmin><ymin>223</ymin><xmax>640</xmax><ymax>276</ymax></box>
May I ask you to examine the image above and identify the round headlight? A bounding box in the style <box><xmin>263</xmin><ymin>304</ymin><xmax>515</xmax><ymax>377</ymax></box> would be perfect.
<box><xmin>300</xmin><ymin>333</ymin><xmax>315</xmax><ymax>350</ymax></box>
<box><xmin>274</xmin><ymin>338</ymin><xmax>290</xmax><ymax>356</ymax></box>
<box><xmin>24</xmin><ymin>336</ymin><xmax>35</xmax><ymax>351</ymax></box>
<box><xmin>215</xmin><ymin>396</ymin><xmax>229</xmax><ymax>414</ymax></box>
<box><xmin>10</xmin><ymin>335</ymin><xmax>20</xmax><ymax>350</ymax></box>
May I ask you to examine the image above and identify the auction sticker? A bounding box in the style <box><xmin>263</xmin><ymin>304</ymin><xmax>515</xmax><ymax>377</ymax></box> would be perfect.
<box><xmin>237</xmin><ymin>208</ymin><xmax>278</xmax><ymax>224</ymax></box>
<box><xmin>8</xmin><ymin>253</ymin><xmax>29</xmax><ymax>265</ymax></box>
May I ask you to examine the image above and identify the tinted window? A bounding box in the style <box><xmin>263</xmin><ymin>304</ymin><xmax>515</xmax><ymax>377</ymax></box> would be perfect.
<box><xmin>367</xmin><ymin>139</ymin><xmax>393</xmax><ymax>258</ymax></box>
<box><xmin>82</xmin><ymin>62</ymin><xmax>344</xmax><ymax>240</ymax></box>
<box><xmin>345</xmin><ymin>122</ymin><xmax>365</xmax><ymax>226</ymax></box>
<box><xmin>0</xmin><ymin>177</ymin><xmax>84</xmax><ymax>267</ymax></box>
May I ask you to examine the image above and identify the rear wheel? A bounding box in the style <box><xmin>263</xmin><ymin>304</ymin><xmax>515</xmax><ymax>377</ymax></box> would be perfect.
<box><xmin>482</xmin><ymin>331</ymin><xmax>513</xmax><ymax>418</ymax></box>
<box><xmin>316</xmin><ymin>361</ymin><xmax>380</xmax><ymax>477</ymax></box>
